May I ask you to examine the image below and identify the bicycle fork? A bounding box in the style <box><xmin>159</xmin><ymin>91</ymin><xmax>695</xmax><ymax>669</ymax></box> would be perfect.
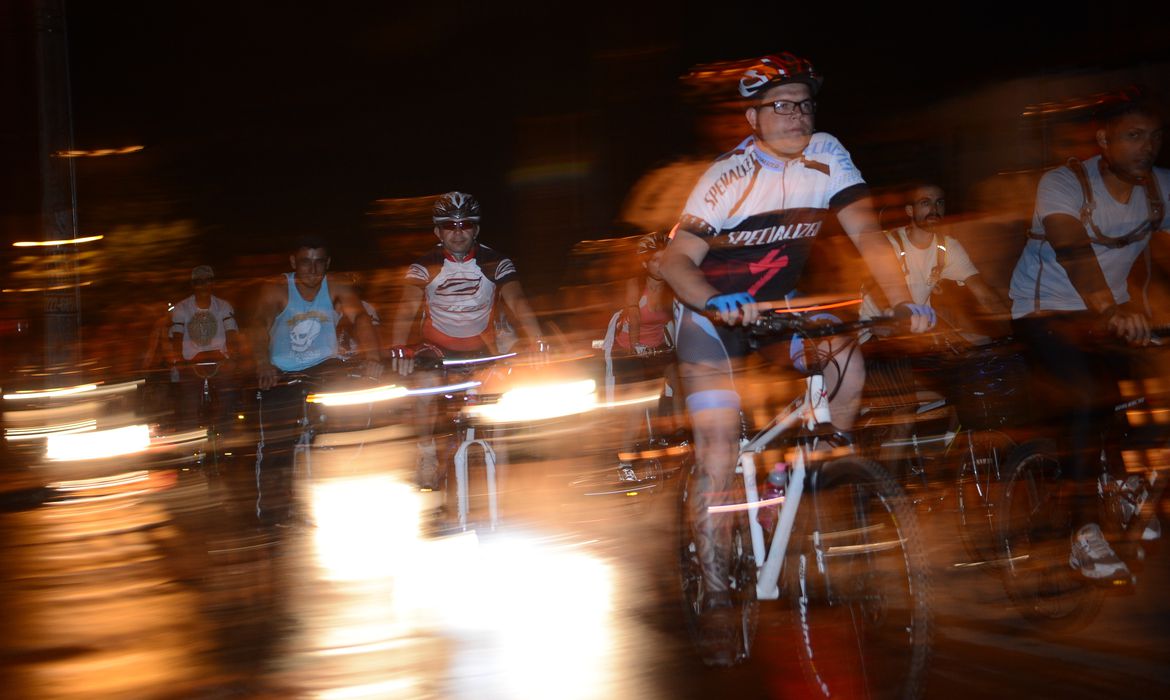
<box><xmin>453</xmin><ymin>425</ymin><xmax>499</xmax><ymax>531</ymax></box>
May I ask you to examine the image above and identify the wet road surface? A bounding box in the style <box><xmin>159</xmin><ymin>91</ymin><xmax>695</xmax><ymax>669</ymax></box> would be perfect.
<box><xmin>2</xmin><ymin>426</ymin><xmax>1168</xmax><ymax>699</ymax></box>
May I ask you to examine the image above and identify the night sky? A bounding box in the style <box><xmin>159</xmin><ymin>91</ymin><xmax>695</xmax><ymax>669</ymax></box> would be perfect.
<box><xmin>6</xmin><ymin>1</ymin><xmax>1170</xmax><ymax>289</ymax></box>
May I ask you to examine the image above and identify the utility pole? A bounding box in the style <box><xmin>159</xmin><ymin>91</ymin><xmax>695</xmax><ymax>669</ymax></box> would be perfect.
<box><xmin>34</xmin><ymin>0</ymin><xmax>81</xmax><ymax>373</ymax></box>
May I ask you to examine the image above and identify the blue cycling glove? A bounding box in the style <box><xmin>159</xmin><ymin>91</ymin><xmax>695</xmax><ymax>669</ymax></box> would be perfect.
<box><xmin>705</xmin><ymin>292</ymin><xmax>755</xmax><ymax>316</ymax></box>
<box><xmin>893</xmin><ymin>302</ymin><xmax>936</xmax><ymax>329</ymax></box>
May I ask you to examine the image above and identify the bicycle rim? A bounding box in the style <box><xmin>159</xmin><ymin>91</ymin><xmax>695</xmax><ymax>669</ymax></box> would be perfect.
<box><xmin>997</xmin><ymin>440</ymin><xmax>1103</xmax><ymax>630</ymax></box>
<box><xmin>955</xmin><ymin>430</ymin><xmax>1014</xmax><ymax>568</ymax></box>
<box><xmin>788</xmin><ymin>456</ymin><xmax>932</xmax><ymax>699</ymax></box>
<box><xmin>677</xmin><ymin>459</ymin><xmax>758</xmax><ymax>666</ymax></box>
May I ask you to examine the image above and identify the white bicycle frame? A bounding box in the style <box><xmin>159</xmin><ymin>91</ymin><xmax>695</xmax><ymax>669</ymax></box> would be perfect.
<box><xmin>734</xmin><ymin>372</ymin><xmax>833</xmax><ymax>601</ymax></box>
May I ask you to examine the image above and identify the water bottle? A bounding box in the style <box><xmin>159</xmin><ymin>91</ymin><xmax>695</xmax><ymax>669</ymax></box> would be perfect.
<box><xmin>757</xmin><ymin>463</ymin><xmax>788</xmax><ymax>534</ymax></box>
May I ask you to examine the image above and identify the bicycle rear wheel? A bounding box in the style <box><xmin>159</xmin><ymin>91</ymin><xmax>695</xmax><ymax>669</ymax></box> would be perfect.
<box><xmin>996</xmin><ymin>439</ymin><xmax>1103</xmax><ymax>631</ymax></box>
<box><xmin>787</xmin><ymin>456</ymin><xmax>932</xmax><ymax>699</ymax></box>
<box><xmin>677</xmin><ymin>458</ymin><xmax>758</xmax><ymax>666</ymax></box>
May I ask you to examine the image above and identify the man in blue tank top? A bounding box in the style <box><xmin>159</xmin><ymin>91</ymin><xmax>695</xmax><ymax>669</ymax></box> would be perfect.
<box><xmin>248</xmin><ymin>234</ymin><xmax>383</xmax><ymax>527</ymax></box>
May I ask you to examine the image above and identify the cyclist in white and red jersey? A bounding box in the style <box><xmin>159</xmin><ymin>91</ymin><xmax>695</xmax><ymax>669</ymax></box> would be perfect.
<box><xmin>389</xmin><ymin>191</ymin><xmax>544</xmax><ymax>488</ymax></box>
<box><xmin>660</xmin><ymin>52</ymin><xmax>935</xmax><ymax>664</ymax></box>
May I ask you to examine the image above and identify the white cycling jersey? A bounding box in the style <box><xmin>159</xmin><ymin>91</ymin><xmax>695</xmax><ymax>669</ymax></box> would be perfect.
<box><xmin>678</xmin><ymin>132</ymin><xmax>868</xmax><ymax>302</ymax></box>
<box><xmin>405</xmin><ymin>244</ymin><xmax>518</xmax><ymax>351</ymax></box>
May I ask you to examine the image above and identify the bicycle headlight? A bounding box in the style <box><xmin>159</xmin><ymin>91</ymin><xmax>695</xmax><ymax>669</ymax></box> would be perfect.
<box><xmin>470</xmin><ymin>379</ymin><xmax>597</xmax><ymax>423</ymax></box>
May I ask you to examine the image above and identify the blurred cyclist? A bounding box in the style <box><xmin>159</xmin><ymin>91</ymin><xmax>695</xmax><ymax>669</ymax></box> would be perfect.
<box><xmin>861</xmin><ymin>182</ymin><xmax>1008</xmax><ymax>328</ymax></box>
<box><xmin>249</xmin><ymin>235</ymin><xmax>383</xmax><ymax>527</ymax></box>
<box><xmin>860</xmin><ymin>182</ymin><xmax>1010</xmax><ymax>430</ymax></box>
<box><xmin>660</xmin><ymin>52</ymin><xmax>934</xmax><ymax>664</ymax></box>
<box><xmin>608</xmin><ymin>231</ymin><xmax>684</xmax><ymax>478</ymax></box>
<box><xmin>388</xmin><ymin>191</ymin><xmax>545</xmax><ymax>489</ymax></box>
<box><xmin>1008</xmin><ymin>92</ymin><xmax>1168</xmax><ymax>582</ymax></box>
<box><xmin>170</xmin><ymin>265</ymin><xmax>242</xmax><ymax>432</ymax></box>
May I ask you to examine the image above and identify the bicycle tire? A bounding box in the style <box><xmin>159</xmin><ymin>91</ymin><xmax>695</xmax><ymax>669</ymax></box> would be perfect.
<box><xmin>677</xmin><ymin>458</ymin><xmax>758</xmax><ymax>666</ymax></box>
<box><xmin>786</xmin><ymin>456</ymin><xmax>933</xmax><ymax>699</ymax></box>
<box><xmin>954</xmin><ymin>429</ymin><xmax>1015</xmax><ymax>568</ymax></box>
<box><xmin>992</xmin><ymin>442</ymin><xmax>1099</xmax><ymax>632</ymax></box>
<box><xmin>996</xmin><ymin>439</ymin><xmax>1104</xmax><ymax>631</ymax></box>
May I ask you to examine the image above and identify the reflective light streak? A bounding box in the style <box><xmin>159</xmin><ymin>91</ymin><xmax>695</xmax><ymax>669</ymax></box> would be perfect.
<box><xmin>403</xmin><ymin>380</ymin><xmax>481</xmax><ymax>396</ymax></box>
<box><xmin>2</xmin><ymin>379</ymin><xmax>142</xmax><ymax>401</ymax></box>
<box><xmin>3</xmin><ymin>281</ymin><xmax>95</xmax><ymax>293</ymax></box>
<box><xmin>308</xmin><ymin>384</ymin><xmax>409</xmax><ymax>406</ymax></box>
<box><xmin>758</xmin><ymin>297</ymin><xmax>863</xmax><ymax>313</ymax></box>
<box><xmin>3</xmin><ymin>419</ymin><xmax>96</xmax><ymax>440</ymax></box>
<box><xmin>4</xmin><ymin>384</ymin><xmax>98</xmax><ymax>400</ymax></box>
<box><xmin>442</xmin><ymin>352</ymin><xmax>516</xmax><ymax>366</ymax></box>
<box><xmin>12</xmin><ymin>234</ymin><xmax>104</xmax><ymax>247</ymax></box>
<box><xmin>708</xmin><ymin>494</ymin><xmax>785</xmax><ymax>513</ymax></box>
<box><xmin>307</xmin><ymin>380</ymin><xmax>482</xmax><ymax>405</ymax></box>
<box><xmin>470</xmin><ymin>379</ymin><xmax>597</xmax><ymax>422</ymax></box>
<box><xmin>47</xmin><ymin>470</ymin><xmax>150</xmax><ymax>492</ymax></box>
<box><xmin>54</xmin><ymin>146</ymin><xmax>144</xmax><ymax>157</ymax></box>
<box><xmin>46</xmin><ymin>424</ymin><xmax>150</xmax><ymax>461</ymax></box>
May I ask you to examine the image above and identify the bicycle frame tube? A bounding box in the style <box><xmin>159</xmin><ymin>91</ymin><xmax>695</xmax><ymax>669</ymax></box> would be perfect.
<box><xmin>739</xmin><ymin>374</ymin><xmax>827</xmax><ymax>600</ymax></box>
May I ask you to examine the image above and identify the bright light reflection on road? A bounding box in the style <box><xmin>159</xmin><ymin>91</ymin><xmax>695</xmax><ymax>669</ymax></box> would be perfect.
<box><xmin>307</xmin><ymin>473</ymin><xmax>615</xmax><ymax>699</ymax></box>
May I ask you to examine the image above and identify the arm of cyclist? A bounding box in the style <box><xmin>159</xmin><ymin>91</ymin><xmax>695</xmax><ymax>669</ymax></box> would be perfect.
<box><xmin>622</xmin><ymin>276</ymin><xmax>646</xmax><ymax>352</ymax></box>
<box><xmin>838</xmin><ymin>197</ymin><xmax>935</xmax><ymax>333</ymax></box>
<box><xmin>661</xmin><ymin>228</ymin><xmax>760</xmax><ymax>326</ymax></box>
<box><xmin>389</xmin><ymin>284</ymin><xmax>424</xmax><ymax>375</ymax></box>
<box><xmin>1045</xmin><ymin>212</ymin><xmax>1150</xmax><ymax>345</ymax></box>
<box><xmin>250</xmin><ymin>278</ymin><xmax>285</xmax><ymax>390</ymax></box>
<box><xmin>962</xmin><ymin>273</ymin><xmax>1011</xmax><ymax>319</ymax></box>
<box><xmin>332</xmin><ymin>276</ymin><xmax>384</xmax><ymax>379</ymax></box>
<box><xmin>499</xmin><ymin>279</ymin><xmax>546</xmax><ymax>352</ymax></box>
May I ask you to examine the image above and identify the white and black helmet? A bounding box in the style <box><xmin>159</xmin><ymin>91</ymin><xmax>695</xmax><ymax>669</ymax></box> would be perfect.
<box><xmin>433</xmin><ymin>191</ymin><xmax>482</xmax><ymax>223</ymax></box>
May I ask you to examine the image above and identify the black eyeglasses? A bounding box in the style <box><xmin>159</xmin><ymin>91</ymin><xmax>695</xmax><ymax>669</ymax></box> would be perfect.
<box><xmin>440</xmin><ymin>220</ymin><xmax>478</xmax><ymax>231</ymax></box>
<box><xmin>759</xmin><ymin>99</ymin><xmax>816</xmax><ymax>116</ymax></box>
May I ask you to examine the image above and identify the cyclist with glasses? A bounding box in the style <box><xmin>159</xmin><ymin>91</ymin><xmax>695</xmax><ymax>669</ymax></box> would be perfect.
<box><xmin>388</xmin><ymin>191</ymin><xmax>545</xmax><ymax>489</ymax></box>
<box><xmin>1008</xmin><ymin>92</ymin><xmax>1169</xmax><ymax>582</ymax></box>
<box><xmin>660</xmin><ymin>51</ymin><xmax>935</xmax><ymax>664</ymax></box>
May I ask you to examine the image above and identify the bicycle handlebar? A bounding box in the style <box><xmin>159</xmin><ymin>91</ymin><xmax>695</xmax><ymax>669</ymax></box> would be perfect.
<box><xmin>745</xmin><ymin>312</ymin><xmax>895</xmax><ymax>340</ymax></box>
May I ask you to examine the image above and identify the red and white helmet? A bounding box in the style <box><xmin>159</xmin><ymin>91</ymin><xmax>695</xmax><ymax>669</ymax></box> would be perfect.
<box><xmin>738</xmin><ymin>52</ymin><xmax>822</xmax><ymax>99</ymax></box>
<box><xmin>432</xmin><ymin>191</ymin><xmax>481</xmax><ymax>223</ymax></box>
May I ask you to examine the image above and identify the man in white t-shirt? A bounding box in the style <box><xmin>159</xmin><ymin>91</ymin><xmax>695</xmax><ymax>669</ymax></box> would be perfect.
<box><xmin>170</xmin><ymin>265</ymin><xmax>241</xmax><ymax>431</ymax></box>
<box><xmin>1008</xmin><ymin>94</ymin><xmax>1168</xmax><ymax>582</ymax></box>
<box><xmin>862</xmin><ymin>182</ymin><xmax>1007</xmax><ymax>326</ymax></box>
<box><xmin>860</xmin><ymin>183</ymin><xmax>1010</xmax><ymax>460</ymax></box>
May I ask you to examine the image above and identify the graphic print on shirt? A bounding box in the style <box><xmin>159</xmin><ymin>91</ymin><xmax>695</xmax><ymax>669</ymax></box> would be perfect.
<box><xmin>678</xmin><ymin>133</ymin><xmax>867</xmax><ymax>302</ymax></box>
<box><xmin>435</xmin><ymin>275</ymin><xmax>483</xmax><ymax>299</ymax></box>
<box><xmin>286</xmin><ymin>311</ymin><xmax>330</xmax><ymax>358</ymax></box>
<box><xmin>405</xmin><ymin>244</ymin><xmax>518</xmax><ymax>350</ymax></box>
<box><xmin>188</xmin><ymin>310</ymin><xmax>218</xmax><ymax>347</ymax></box>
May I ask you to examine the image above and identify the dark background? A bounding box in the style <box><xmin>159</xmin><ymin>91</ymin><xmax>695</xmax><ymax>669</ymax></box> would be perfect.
<box><xmin>3</xmin><ymin>1</ymin><xmax>1170</xmax><ymax>296</ymax></box>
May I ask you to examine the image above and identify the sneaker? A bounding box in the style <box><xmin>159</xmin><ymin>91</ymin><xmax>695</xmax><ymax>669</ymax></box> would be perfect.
<box><xmin>697</xmin><ymin>593</ymin><xmax>738</xmax><ymax>667</ymax></box>
<box><xmin>1142</xmin><ymin>516</ymin><xmax>1162</xmax><ymax>542</ymax></box>
<box><xmin>416</xmin><ymin>440</ymin><xmax>440</xmax><ymax>490</ymax></box>
<box><xmin>1070</xmin><ymin>523</ymin><xmax>1131</xmax><ymax>580</ymax></box>
<box><xmin>617</xmin><ymin>463</ymin><xmax>637</xmax><ymax>482</ymax></box>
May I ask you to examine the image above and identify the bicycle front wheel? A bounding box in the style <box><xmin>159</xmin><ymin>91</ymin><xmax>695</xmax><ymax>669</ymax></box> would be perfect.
<box><xmin>997</xmin><ymin>439</ymin><xmax>1103</xmax><ymax>631</ymax></box>
<box><xmin>787</xmin><ymin>456</ymin><xmax>933</xmax><ymax>699</ymax></box>
<box><xmin>955</xmin><ymin>429</ymin><xmax>1015</xmax><ymax>568</ymax></box>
